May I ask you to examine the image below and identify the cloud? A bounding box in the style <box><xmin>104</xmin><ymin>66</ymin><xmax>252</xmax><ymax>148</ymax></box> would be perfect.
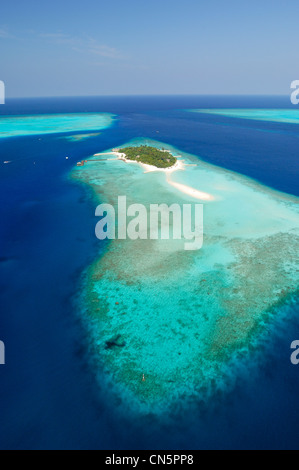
<box><xmin>87</xmin><ymin>43</ymin><xmax>122</xmax><ymax>59</ymax></box>
<box><xmin>39</xmin><ymin>33</ymin><xmax>69</xmax><ymax>39</ymax></box>
<box><xmin>40</xmin><ymin>32</ymin><xmax>124</xmax><ymax>59</ymax></box>
<box><xmin>0</xmin><ymin>28</ymin><xmax>15</xmax><ymax>39</ymax></box>
<box><xmin>0</xmin><ymin>28</ymin><xmax>123</xmax><ymax>61</ymax></box>
<box><xmin>39</xmin><ymin>32</ymin><xmax>81</xmax><ymax>48</ymax></box>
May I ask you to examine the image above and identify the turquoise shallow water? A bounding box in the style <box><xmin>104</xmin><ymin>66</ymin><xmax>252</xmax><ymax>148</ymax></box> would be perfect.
<box><xmin>189</xmin><ymin>109</ymin><xmax>299</xmax><ymax>124</ymax></box>
<box><xmin>62</xmin><ymin>132</ymin><xmax>102</xmax><ymax>142</ymax></box>
<box><xmin>0</xmin><ymin>113</ymin><xmax>115</xmax><ymax>139</ymax></box>
<box><xmin>1</xmin><ymin>97</ymin><xmax>299</xmax><ymax>449</ymax></box>
<box><xmin>71</xmin><ymin>138</ymin><xmax>299</xmax><ymax>413</ymax></box>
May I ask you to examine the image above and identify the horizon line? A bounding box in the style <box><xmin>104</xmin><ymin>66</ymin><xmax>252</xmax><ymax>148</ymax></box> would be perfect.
<box><xmin>4</xmin><ymin>93</ymin><xmax>292</xmax><ymax>100</ymax></box>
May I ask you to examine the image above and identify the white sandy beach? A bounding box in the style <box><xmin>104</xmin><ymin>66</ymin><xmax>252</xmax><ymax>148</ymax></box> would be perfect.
<box><xmin>93</xmin><ymin>151</ymin><xmax>214</xmax><ymax>201</ymax></box>
<box><xmin>113</xmin><ymin>151</ymin><xmax>185</xmax><ymax>173</ymax></box>
<box><xmin>166</xmin><ymin>174</ymin><xmax>214</xmax><ymax>201</ymax></box>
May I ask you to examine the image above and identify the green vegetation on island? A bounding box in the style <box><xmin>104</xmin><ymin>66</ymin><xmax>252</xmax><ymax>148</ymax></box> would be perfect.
<box><xmin>118</xmin><ymin>145</ymin><xmax>177</xmax><ymax>168</ymax></box>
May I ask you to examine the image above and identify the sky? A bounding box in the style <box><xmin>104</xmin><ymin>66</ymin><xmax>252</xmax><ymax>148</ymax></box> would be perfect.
<box><xmin>0</xmin><ymin>0</ymin><xmax>298</xmax><ymax>97</ymax></box>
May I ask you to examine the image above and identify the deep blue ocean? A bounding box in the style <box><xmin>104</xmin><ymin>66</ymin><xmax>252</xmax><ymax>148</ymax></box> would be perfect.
<box><xmin>0</xmin><ymin>95</ymin><xmax>298</xmax><ymax>450</ymax></box>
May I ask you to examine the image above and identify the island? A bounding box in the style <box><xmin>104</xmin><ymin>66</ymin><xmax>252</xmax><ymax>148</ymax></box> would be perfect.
<box><xmin>93</xmin><ymin>145</ymin><xmax>212</xmax><ymax>199</ymax></box>
<box><xmin>72</xmin><ymin>138</ymin><xmax>299</xmax><ymax>413</ymax></box>
<box><xmin>118</xmin><ymin>145</ymin><xmax>177</xmax><ymax>168</ymax></box>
